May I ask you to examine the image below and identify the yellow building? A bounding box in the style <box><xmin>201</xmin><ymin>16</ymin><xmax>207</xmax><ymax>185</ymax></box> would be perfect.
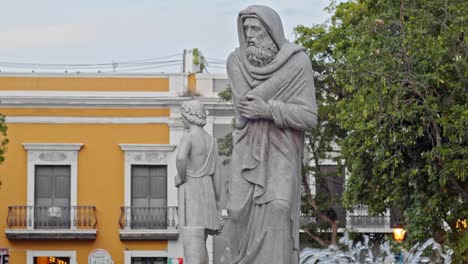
<box><xmin>0</xmin><ymin>71</ymin><xmax>232</xmax><ymax>264</ymax></box>
<box><xmin>0</xmin><ymin>66</ymin><xmax>398</xmax><ymax>263</ymax></box>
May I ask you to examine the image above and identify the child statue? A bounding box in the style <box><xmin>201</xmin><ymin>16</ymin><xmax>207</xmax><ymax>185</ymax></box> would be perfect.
<box><xmin>175</xmin><ymin>100</ymin><xmax>221</xmax><ymax>264</ymax></box>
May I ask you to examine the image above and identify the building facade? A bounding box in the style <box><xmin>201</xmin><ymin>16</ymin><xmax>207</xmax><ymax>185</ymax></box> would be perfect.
<box><xmin>0</xmin><ymin>66</ymin><xmax>395</xmax><ymax>264</ymax></box>
<box><xmin>0</xmin><ymin>71</ymin><xmax>231</xmax><ymax>264</ymax></box>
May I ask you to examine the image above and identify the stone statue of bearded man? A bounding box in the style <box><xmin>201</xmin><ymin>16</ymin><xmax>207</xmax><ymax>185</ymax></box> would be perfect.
<box><xmin>225</xmin><ymin>5</ymin><xmax>318</xmax><ymax>264</ymax></box>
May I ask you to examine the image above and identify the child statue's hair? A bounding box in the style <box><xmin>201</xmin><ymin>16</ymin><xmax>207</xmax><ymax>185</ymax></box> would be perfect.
<box><xmin>181</xmin><ymin>100</ymin><xmax>207</xmax><ymax>127</ymax></box>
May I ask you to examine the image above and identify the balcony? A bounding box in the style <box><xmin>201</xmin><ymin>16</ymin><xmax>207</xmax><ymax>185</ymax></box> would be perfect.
<box><xmin>119</xmin><ymin>206</ymin><xmax>178</xmax><ymax>240</ymax></box>
<box><xmin>5</xmin><ymin>205</ymin><xmax>97</xmax><ymax>240</ymax></box>
<box><xmin>346</xmin><ymin>205</ymin><xmax>392</xmax><ymax>233</ymax></box>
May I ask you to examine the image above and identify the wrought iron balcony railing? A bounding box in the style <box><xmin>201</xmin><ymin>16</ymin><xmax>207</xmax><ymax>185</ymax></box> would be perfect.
<box><xmin>119</xmin><ymin>206</ymin><xmax>178</xmax><ymax>230</ymax></box>
<box><xmin>346</xmin><ymin>205</ymin><xmax>391</xmax><ymax>231</ymax></box>
<box><xmin>7</xmin><ymin>205</ymin><xmax>97</xmax><ymax>230</ymax></box>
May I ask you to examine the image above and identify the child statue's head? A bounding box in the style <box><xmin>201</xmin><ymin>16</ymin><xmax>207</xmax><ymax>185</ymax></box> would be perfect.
<box><xmin>181</xmin><ymin>100</ymin><xmax>207</xmax><ymax>127</ymax></box>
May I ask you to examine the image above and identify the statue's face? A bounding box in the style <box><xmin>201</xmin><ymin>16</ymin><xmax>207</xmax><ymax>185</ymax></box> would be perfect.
<box><xmin>243</xmin><ymin>18</ymin><xmax>269</xmax><ymax>48</ymax></box>
<box><xmin>243</xmin><ymin>17</ymin><xmax>278</xmax><ymax>67</ymax></box>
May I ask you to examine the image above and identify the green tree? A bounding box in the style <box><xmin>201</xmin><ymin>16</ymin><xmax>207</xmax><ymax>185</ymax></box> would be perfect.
<box><xmin>296</xmin><ymin>0</ymin><xmax>467</xmax><ymax>261</ymax></box>
<box><xmin>192</xmin><ymin>48</ymin><xmax>207</xmax><ymax>73</ymax></box>
<box><xmin>0</xmin><ymin>114</ymin><xmax>8</xmax><ymax>189</ymax></box>
<box><xmin>294</xmin><ymin>20</ymin><xmax>348</xmax><ymax>246</ymax></box>
<box><xmin>217</xmin><ymin>85</ymin><xmax>234</xmax><ymax>158</ymax></box>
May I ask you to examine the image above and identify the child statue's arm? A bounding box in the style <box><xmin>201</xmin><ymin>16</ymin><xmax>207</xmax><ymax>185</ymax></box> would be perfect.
<box><xmin>175</xmin><ymin>133</ymin><xmax>191</xmax><ymax>187</ymax></box>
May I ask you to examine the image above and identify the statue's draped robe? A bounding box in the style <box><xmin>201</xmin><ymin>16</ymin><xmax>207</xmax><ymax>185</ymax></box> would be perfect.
<box><xmin>178</xmin><ymin>138</ymin><xmax>220</xmax><ymax>233</ymax></box>
<box><xmin>226</xmin><ymin>5</ymin><xmax>317</xmax><ymax>264</ymax></box>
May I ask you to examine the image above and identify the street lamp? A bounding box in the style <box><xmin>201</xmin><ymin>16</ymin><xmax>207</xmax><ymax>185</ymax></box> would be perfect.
<box><xmin>456</xmin><ymin>219</ymin><xmax>467</xmax><ymax>232</ymax></box>
<box><xmin>393</xmin><ymin>225</ymin><xmax>406</xmax><ymax>242</ymax></box>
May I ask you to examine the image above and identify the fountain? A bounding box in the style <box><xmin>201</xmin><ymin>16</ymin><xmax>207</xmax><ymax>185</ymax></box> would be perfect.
<box><xmin>300</xmin><ymin>233</ymin><xmax>453</xmax><ymax>264</ymax></box>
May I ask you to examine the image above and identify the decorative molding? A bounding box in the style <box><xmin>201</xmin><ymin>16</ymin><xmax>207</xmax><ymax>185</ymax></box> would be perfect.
<box><xmin>0</xmin><ymin>91</ymin><xmax>189</xmax><ymax>107</ymax></box>
<box><xmin>120</xmin><ymin>229</ymin><xmax>179</xmax><ymax>241</ymax></box>
<box><xmin>130</xmin><ymin>152</ymin><xmax>165</xmax><ymax>163</ymax></box>
<box><xmin>23</xmin><ymin>143</ymin><xmax>83</xmax><ymax>151</ymax></box>
<box><xmin>6</xmin><ymin>229</ymin><xmax>97</xmax><ymax>240</ymax></box>
<box><xmin>119</xmin><ymin>144</ymin><xmax>176</xmax><ymax>152</ymax></box>
<box><xmin>39</xmin><ymin>152</ymin><xmax>68</xmax><ymax>162</ymax></box>
<box><xmin>7</xmin><ymin>116</ymin><xmax>173</xmax><ymax>124</ymax></box>
<box><xmin>0</xmin><ymin>91</ymin><xmax>232</xmax><ymax>108</ymax></box>
<box><xmin>0</xmin><ymin>72</ymin><xmax>181</xmax><ymax>77</ymax></box>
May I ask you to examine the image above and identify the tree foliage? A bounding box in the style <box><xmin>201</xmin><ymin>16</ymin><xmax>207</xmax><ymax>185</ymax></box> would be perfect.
<box><xmin>0</xmin><ymin>114</ymin><xmax>7</xmax><ymax>164</ymax></box>
<box><xmin>217</xmin><ymin>85</ymin><xmax>234</xmax><ymax>158</ymax></box>
<box><xmin>0</xmin><ymin>114</ymin><xmax>8</xmax><ymax>189</ymax></box>
<box><xmin>192</xmin><ymin>48</ymin><xmax>207</xmax><ymax>73</ymax></box>
<box><xmin>294</xmin><ymin>15</ymin><xmax>348</xmax><ymax>247</ymax></box>
<box><xmin>295</xmin><ymin>0</ymin><xmax>467</xmax><ymax>261</ymax></box>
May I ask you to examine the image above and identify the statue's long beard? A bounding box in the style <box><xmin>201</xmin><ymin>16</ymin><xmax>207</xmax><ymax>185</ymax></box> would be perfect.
<box><xmin>245</xmin><ymin>38</ymin><xmax>278</xmax><ymax>67</ymax></box>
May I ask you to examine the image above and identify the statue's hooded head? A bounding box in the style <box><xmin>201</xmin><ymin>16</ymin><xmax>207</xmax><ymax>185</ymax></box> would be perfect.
<box><xmin>181</xmin><ymin>100</ymin><xmax>207</xmax><ymax>127</ymax></box>
<box><xmin>238</xmin><ymin>5</ymin><xmax>287</xmax><ymax>67</ymax></box>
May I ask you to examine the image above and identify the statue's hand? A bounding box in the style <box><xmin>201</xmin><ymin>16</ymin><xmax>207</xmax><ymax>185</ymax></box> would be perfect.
<box><xmin>174</xmin><ymin>175</ymin><xmax>184</xmax><ymax>188</ymax></box>
<box><xmin>238</xmin><ymin>94</ymin><xmax>272</xmax><ymax>120</ymax></box>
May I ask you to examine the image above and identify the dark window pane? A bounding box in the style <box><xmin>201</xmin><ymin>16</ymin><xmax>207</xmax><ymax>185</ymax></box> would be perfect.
<box><xmin>150</xmin><ymin>166</ymin><xmax>166</xmax><ymax>177</ymax></box>
<box><xmin>36</xmin><ymin>166</ymin><xmax>52</xmax><ymax>176</ymax></box>
<box><xmin>133</xmin><ymin>166</ymin><xmax>150</xmax><ymax>177</ymax></box>
<box><xmin>150</xmin><ymin>176</ymin><xmax>166</xmax><ymax>198</ymax></box>
<box><xmin>131</xmin><ymin>165</ymin><xmax>167</xmax><ymax>199</ymax></box>
<box><xmin>36</xmin><ymin>175</ymin><xmax>51</xmax><ymax>198</ymax></box>
<box><xmin>53</xmin><ymin>166</ymin><xmax>70</xmax><ymax>176</ymax></box>
<box><xmin>35</xmin><ymin>165</ymin><xmax>71</xmax><ymax>200</ymax></box>
<box><xmin>131</xmin><ymin>257</ymin><xmax>167</xmax><ymax>264</ymax></box>
<box><xmin>55</xmin><ymin>175</ymin><xmax>70</xmax><ymax>198</ymax></box>
<box><xmin>34</xmin><ymin>166</ymin><xmax>71</xmax><ymax>229</ymax></box>
<box><xmin>132</xmin><ymin>176</ymin><xmax>149</xmax><ymax>198</ymax></box>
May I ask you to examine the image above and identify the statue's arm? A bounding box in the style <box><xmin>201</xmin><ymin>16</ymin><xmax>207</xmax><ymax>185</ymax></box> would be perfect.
<box><xmin>175</xmin><ymin>133</ymin><xmax>191</xmax><ymax>187</ymax></box>
<box><xmin>212</xmin><ymin>146</ymin><xmax>222</xmax><ymax>209</ymax></box>
<box><xmin>268</xmin><ymin>54</ymin><xmax>318</xmax><ymax>131</ymax></box>
<box><xmin>268</xmin><ymin>98</ymin><xmax>317</xmax><ymax>131</ymax></box>
<box><xmin>227</xmin><ymin>53</ymin><xmax>249</xmax><ymax>129</ymax></box>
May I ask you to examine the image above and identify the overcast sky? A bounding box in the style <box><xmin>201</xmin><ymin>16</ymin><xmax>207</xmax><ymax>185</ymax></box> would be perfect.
<box><xmin>0</xmin><ymin>0</ymin><xmax>335</xmax><ymax>73</ymax></box>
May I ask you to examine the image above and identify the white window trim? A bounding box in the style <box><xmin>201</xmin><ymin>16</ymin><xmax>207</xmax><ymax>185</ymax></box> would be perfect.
<box><xmin>23</xmin><ymin>143</ymin><xmax>83</xmax><ymax>230</ymax></box>
<box><xmin>27</xmin><ymin>250</ymin><xmax>76</xmax><ymax>264</ymax></box>
<box><xmin>124</xmin><ymin>250</ymin><xmax>168</xmax><ymax>264</ymax></box>
<box><xmin>119</xmin><ymin>144</ymin><xmax>177</xmax><ymax>217</ymax></box>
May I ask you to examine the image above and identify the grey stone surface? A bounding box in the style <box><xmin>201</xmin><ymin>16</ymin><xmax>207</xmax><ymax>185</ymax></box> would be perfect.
<box><xmin>175</xmin><ymin>100</ymin><xmax>221</xmax><ymax>264</ymax></box>
<box><xmin>225</xmin><ymin>5</ymin><xmax>318</xmax><ymax>264</ymax></box>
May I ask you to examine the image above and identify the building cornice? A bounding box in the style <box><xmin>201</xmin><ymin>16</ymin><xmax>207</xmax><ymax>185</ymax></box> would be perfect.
<box><xmin>0</xmin><ymin>91</ymin><xmax>232</xmax><ymax>108</ymax></box>
<box><xmin>23</xmin><ymin>143</ymin><xmax>83</xmax><ymax>151</ymax></box>
<box><xmin>7</xmin><ymin>116</ymin><xmax>176</xmax><ymax>125</ymax></box>
<box><xmin>119</xmin><ymin>144</ymin><xmax>176</xmax><ymax>152</ymax></box>
<box><xmin>0</xmin><ymin>72</ymin><xmax>188</xmax><ymax>78</ymax></box>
